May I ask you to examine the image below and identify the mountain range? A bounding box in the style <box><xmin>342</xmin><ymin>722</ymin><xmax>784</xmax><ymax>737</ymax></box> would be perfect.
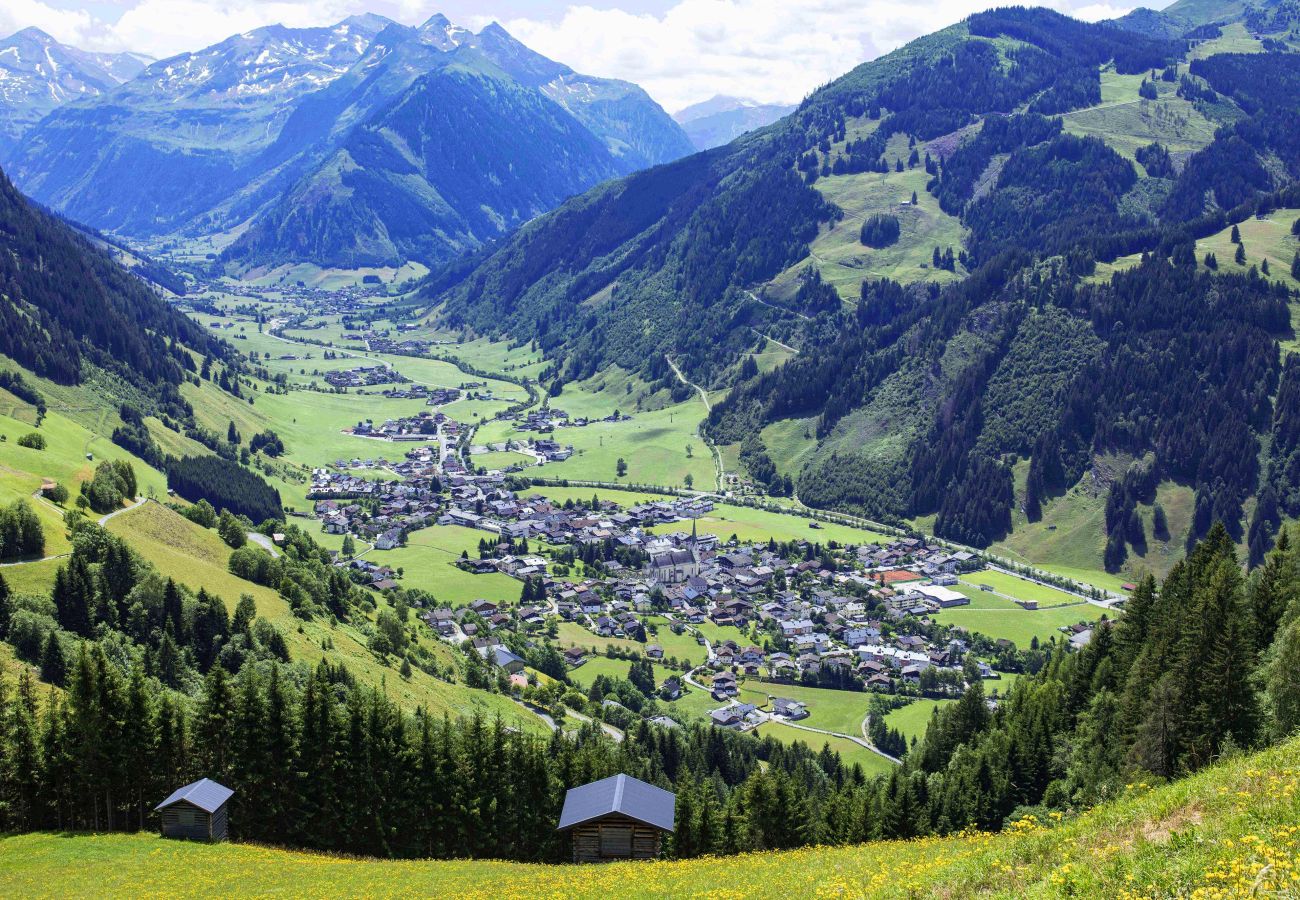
<box><xmin>674</xmin><ymin>95</ymin><xmax>797</xmax><ymax>150</ymax></box>
<box><xmin>1</xmin><ymin>14</ymin><xmax>693</xmax><ymax>269</ymax></box>
<box><xmin>0</xmin><ymin>27</ymin><xmax>150</xmax><ymax>158</ymax></box>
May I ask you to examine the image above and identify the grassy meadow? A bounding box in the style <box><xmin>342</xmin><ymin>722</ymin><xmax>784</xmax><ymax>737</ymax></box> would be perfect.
<box><xmin>3</xmin><ymin>732</ymin><xmax>1296</xmax><ymax>898</ymax></box>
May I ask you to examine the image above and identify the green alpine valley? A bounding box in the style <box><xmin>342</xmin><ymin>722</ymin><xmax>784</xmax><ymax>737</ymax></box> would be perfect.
<box><xmin>1</xmin><ymin>0</ymin><xmax>1300</xmax><ymax>896</ymax></box>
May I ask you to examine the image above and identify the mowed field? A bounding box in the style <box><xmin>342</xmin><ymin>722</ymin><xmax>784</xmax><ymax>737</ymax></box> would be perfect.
<box><xmin>768</xmin><ymin>132</ymin><xmax>968</xmax><ymax>300</ymax></box>
<box><xmin>882</xmin><ymin>698</ymin><xmax>953</xmax><ymax>743</ymax></box>
<box><xmin>7</xmin><ymin>732</ymin><xmax>1296</xmax><ymax>898</ymax></box>
<box><xmin>0</xmin><ymin>400</ymin><xmax>170</xmax><ymax>556</ymax></box>
<box><xmin>1061</xmin><ymin>68</ymin><xmax>1218</xmax><ymax>160</ymax></box>
<box><xmin>377</xmin><ymin>525</ymin><xmax>523</xmax><ymax>607</ymax></box>
<box><xmin>930</xmin><ymin>588</ymin><xmax>1101</xmax><ymax>649</ymax></box>
<box><xmin>650</xmin><ymin>504</ymin><xmax>892</xmax><ymax>547</ymax></box>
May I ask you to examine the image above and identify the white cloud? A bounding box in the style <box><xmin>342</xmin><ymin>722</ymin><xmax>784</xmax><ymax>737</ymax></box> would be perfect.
<box><xmin>1</xmin><ymin>0</ymin><xmax>1152</xmax><ymax>107</ymax></box>
<box><xmin>0</xmin><ymin>0</ymin><xmax>96</xmax><ymax>47</ymax></box>
<box><xmin>501</xmin><ymin>0</ymin><xmax>1150</xmax><ymax>112</ymax></box>
<box><xmin>104</xmin><ymin>1</ymin><xmax>358</xmax><ymax>57</ymax></box>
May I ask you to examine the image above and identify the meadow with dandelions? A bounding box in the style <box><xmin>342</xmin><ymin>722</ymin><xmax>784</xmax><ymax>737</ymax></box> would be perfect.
<box><xmin>1</xmin><ymin>734</ymin><xmax>1297</xmax><ymax>898</ymax></box>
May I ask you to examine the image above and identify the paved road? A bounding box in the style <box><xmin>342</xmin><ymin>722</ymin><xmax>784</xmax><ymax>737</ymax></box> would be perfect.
<box><xmin>1</xmin><ymin>495</ymin><xmax>147</xmax><ymax>569</ymax></box>
<box><xmin>665</xmin><ymin>355</ymin><xmax>724</xmax><ymax>490</ymax></box>
<box><xmin>247</xmin><ymin>532</ymin><xmax>281</xmax><ymax>557</ymax></box>
<box><xmin>777</xmin><ymin>717</ymin><xmax>901</xmax><ymax>766</ymax></box>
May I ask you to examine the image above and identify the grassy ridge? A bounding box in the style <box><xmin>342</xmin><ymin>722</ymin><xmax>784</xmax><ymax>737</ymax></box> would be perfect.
<box><xmin>1</xmin><ymin>734</ymin><xmax>1296</xmax><ymax>898</ymax></box>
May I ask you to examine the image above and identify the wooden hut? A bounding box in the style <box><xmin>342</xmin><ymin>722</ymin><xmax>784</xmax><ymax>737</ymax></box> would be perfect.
<box><xmin>155</xmin><ymin>778</ymin><xmax>233</xmax><ymax>842</ymax></box>
<box><xmin>557</xmin><ymin>774</ymin><xmax>675</xmax><ymax>863</ymax></box>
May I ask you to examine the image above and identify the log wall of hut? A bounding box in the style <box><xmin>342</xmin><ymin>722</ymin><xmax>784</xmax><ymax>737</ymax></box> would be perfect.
<box><xmin>570</xmin><ymin>814</ymin><xmax>663</xmax><ymax>863</ymax></box>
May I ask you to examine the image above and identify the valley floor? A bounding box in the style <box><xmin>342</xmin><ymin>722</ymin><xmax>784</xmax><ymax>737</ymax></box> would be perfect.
<box><xmin>2</xmin><ymin>735</ymin><xmax>1297</xmax><ymax>898</ymax></box>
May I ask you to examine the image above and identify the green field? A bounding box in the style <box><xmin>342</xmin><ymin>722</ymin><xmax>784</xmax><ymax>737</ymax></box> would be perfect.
<box><xmin>882</xmin><ymin>698</ymin><xmax>953</xmax><ymax>743</ymax></box>
<box><xmin>650</xmin><ymin>503</ymin><xmax>890</xmax><ymax>547</ymax></box>
<box><xmin>378</xmin><ymin>525</ymin><xmax>523</xmax><ymax>607</ymax></box>
<box><xmin>770</xmin><ymin>145</ymin><xmax>967</xmax><ymax>300</ymax></box>
<box><xmin>734</xmin><ymin>679</ymin><xmax>873</xmax><ymax>738</ymax></box>
<box><xmin>930</xmin><ymin>592</ymin><xmax>1101</xmax><ymax>649</ymax></box>
<box><xmin>1195</xmin><ymin>208</ymin><xmax>1300</xmax><ymax>294</ymax></box>
<box><xmin>751</xmin><ymin>720</ymin><xmax>896</xmax><ymax>776</ymax></box>
<box><xmin>0</xmin><ymin>402</ymin><xmax>170</xmax><ymax>555</ymax></box>
<box><xmin>470</xmin><ymin>450</ymin><xmax>535</xmax><ymax>471</ymax></box>
<box><xmin>458</xmin><ymin>367</ymin><xmax>714</xmax><ymax>491</ymax></box>
<box><xmin>995</xmin><ymin>458</ymin><xmax>1195</xmax><ymax>588</ymax></box>
<box><xmin>956</xmin><ymin>570</ymin><xmax>1082</xmax><ymax>607</ymax></box>
<box><xmin>1062</xmin><ymin>68</ymin><xmax>1217</xmax><ymax>160</ymax></box>
<box><xmin>9</xmin><ymin>731</ymin><xmax>1295</xmax><ymax>897</ymax></box>
<box><xmin>555</xmin><ymin>621</ymin><xmax>646</xmax><ymax>658</ymax></box>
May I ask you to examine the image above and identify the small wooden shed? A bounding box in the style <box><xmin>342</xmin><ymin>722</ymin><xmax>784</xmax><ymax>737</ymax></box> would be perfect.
<box><xmin>558</xmin><ymin>774</ymin><xmax>675</xmax><ymax>863</ymax></box>
<box><xmin>155</xmin><ymin>778</ymin><xmax>233</xmax><ymax>842</ymax></box>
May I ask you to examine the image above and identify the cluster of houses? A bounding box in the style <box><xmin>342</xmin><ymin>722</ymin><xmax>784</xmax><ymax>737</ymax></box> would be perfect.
<box><xmin>345</xmin><ymin>411</ymin><xmax>460</xmax><ymax>443</ymax></box>
<box><xmin>360</xmin><ymin>335</ymin><xmax>434</xmax><ymax>356</ymax></box>
<box><xmin>506</xmin><ymin>407</ymin><xmax>629</xmax><ymax>433</ymax></box>
<box><xmin>324</xmin><ymin>365</ymin><xmax>406</xmax><ymax>388</ymax></box>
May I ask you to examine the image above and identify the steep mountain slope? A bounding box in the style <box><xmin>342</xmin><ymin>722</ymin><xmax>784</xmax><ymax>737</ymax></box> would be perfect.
<box><xmin>224</xmin><ymin>14</ymin><xmax>690</xmax><ymax>269</ymax></box>
<box><xmin>675</xmin><ymin>95</ymin><xmax>796</xmax><ymax>150</ymax></box>
<box><xmin>228</xmin><ymin>50</ymin><xmax>624</xmax><ymax>269</ymax></box>
<box><xmin>7</xmin><ymin>14</ymin><xmax>689</xmax><ymax>268</ymax></box>
<box><xmin>0</xmin><ymin>165</ymin><xmax>217</xmax><ymax>395</ymax></box>
<box><xmin>8</xmin><ymin>15</ymin><xmax>393</xmax><ymax>238</ymax></box>
<box><xmin>462</xmin><ymin>21</ymin><xmax>693</xmax><ymax>171</ymax></box>
<box><xmin>0</xmin><ymin>28</ymin><xmax>150</xmax><ymax>159</ymax></box>
<box><xmin>423</xmin><ymin>5</ymin><xmax>1300</xmax><ymax>573</ymax></box>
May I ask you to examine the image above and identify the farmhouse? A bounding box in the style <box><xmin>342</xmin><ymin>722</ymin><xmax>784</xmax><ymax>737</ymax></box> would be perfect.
<box><xmin>557</xmin><ymin>773</ymin><xmax>675</xmax><ymax>862</ymax></box>
<box><xmin>155</xmin><ymin>778</ymin><xmax>233</xmax><ymax>842</ymax></box>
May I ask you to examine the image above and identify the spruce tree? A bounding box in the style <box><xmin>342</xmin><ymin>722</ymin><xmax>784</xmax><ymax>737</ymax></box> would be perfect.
<box><xmin>40</xmin><ymin>632</ymin><xmax>66</xmax><ymax>686</ymax></box>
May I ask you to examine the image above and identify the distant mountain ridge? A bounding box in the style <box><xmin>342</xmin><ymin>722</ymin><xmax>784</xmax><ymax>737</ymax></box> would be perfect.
<box><xmin>4</xmin><ymin>13</ymin><xmax>692</xmax><ymax>268</ymax></box>
<box><xmin>674</xmin><ymin>95</ymin><xmax>796</xmax><ymax>150</ymax></box>
<box><xmin>0</xmin><ymin>27</ymin><xmax>150</xmax><ymax>158</ymax></box>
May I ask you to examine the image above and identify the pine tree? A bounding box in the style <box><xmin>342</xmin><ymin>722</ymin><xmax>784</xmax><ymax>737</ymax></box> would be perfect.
<box><xmin>52</xmin><ymin>555</ymin><xmax>93</xmax><ymax>637</ymax></box>
<box><xmin>1247</xmin><ymin>527</ymin><xmax>1297</xmax><ymax>652</ymax></box>
<box><xmin>40</xmin><ymin>633</ymin><xmax>66</xmax><ymax>686</ymax></box>
<box><xmin>196</xmin><ymin>665</ymin><xmax>235</xmax><ymax>782</ymax></box>
<box><xmin>1152</xmin><ymin>502</ymin><xmax>1169</xmax><ymax>540</ymax></box>
<box><xmin>1235</xmin><ymin>242</ymin><xmax>1247</xmax><ymax>265</ymax></box>
<box><xmin>1292</xmin><ymin>250</ymin><xmax>1300</xmax><ymax>280</ymax></box>
<box><xmin>1231</xmin><ymin>223</ymin><xmax>1241</xmax><ymax>243</ymax></box>
<box><xmin>232</xmin><ymin>594</ymin><xmax>256</xmax><ymax>635</ymax></box>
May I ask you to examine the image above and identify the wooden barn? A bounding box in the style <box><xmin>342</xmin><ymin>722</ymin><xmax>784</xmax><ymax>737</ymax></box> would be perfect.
<box><xmin>557</xmin><ymin>773</ymin><xmax>675</xmax><ymax>863</ymax></box>
<box><xmin>155</xmin><ymin>778</ymin><xmax>233</xmax><ymax>842</ymax></box>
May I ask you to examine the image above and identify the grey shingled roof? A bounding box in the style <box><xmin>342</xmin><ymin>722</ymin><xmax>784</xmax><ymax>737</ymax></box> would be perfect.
<box><xmin>155</xmin><ymin>778</ymin><xmax>233</xmax><ymax>814</ymax></box>
<box><xmin>557</xmin><ymin>774</ymin><xmax>675</xmax><ymax>832</ymax></box>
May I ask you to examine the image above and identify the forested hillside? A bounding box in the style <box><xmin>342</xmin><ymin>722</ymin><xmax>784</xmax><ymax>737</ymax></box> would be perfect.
<box><xmin>426</xmin><ymin>4</ymin><xmax>1300</xmax><ymax>571</ymax></box>
<box><xmin>0</xmin><ymin>167</ymin><xmax>217</xmax><ymax>397</ymax></box>
<box><xmin>226</xmin><ymin>51</ymin><xmax>625</xmax><ymax>269</ymax></box>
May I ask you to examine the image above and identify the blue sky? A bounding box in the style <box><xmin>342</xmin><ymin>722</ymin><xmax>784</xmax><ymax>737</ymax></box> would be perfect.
<box><xmin>2</xmin><ymin>1</ymin><xmax>1164</xmax><ymax>111</ymax></box>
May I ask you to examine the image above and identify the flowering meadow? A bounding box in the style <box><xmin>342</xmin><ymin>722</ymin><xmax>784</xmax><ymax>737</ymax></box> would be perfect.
<box><xmin>1</xmin><ymin>734</ymin><xmax>1297</xmax><ymax>898</ymax></box>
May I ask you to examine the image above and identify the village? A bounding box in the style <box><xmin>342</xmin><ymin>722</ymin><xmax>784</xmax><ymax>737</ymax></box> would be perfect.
<box><xmin>304</xmin><ymin>439</ymin><xmax>1097</xmax><ymax>743</ymax></box>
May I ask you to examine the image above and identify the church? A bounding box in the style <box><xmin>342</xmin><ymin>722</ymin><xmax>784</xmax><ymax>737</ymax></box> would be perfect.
<box><xmin>645</xmin><ymin>522</ymin><xmax>702</xmax><ymax>584</ymax></box>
